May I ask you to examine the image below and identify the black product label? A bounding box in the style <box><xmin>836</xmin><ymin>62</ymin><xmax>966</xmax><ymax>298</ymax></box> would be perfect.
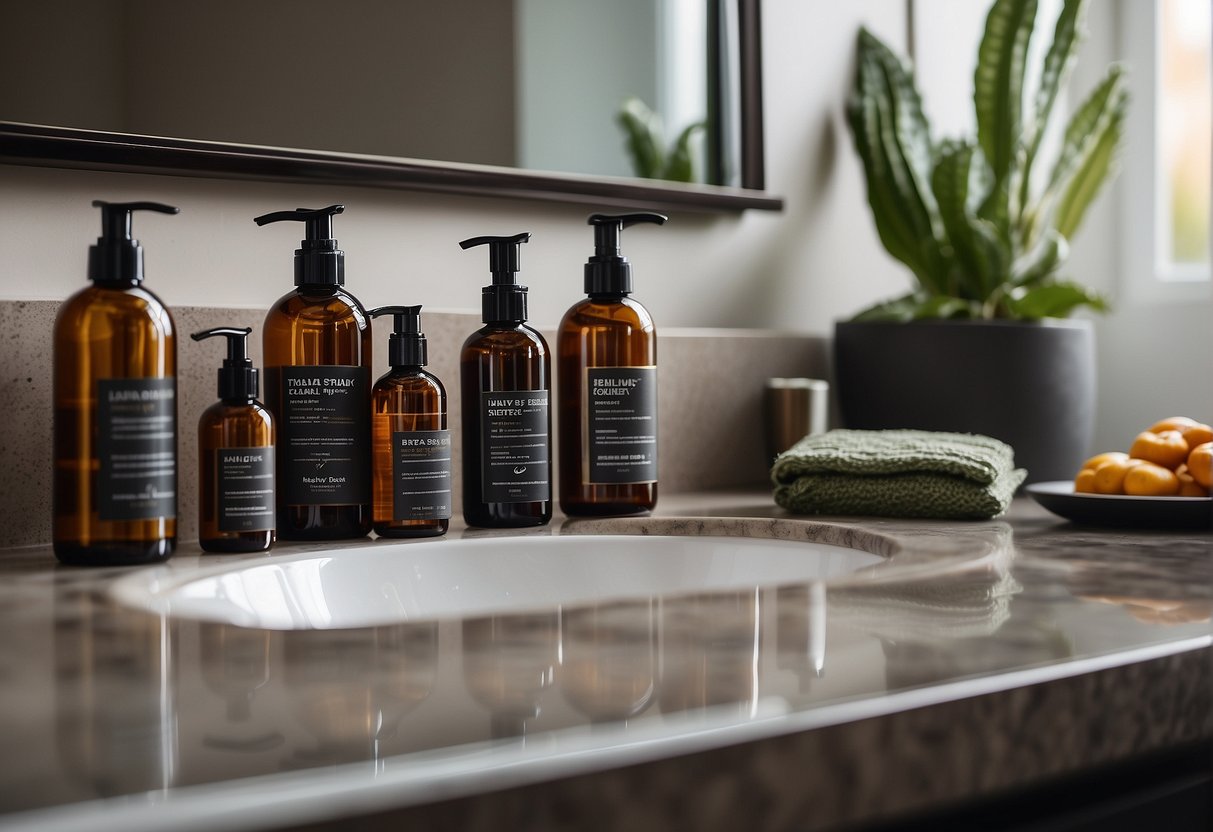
<box><xmin>480</xmin><ymin>390</ymin><xmax>550</xmax><ymax>503</ymax></box>
<box><xmin>279</xmin><ymin>366</ymin><xmax>370</xmax><ymax>505</ymax></box>
<box><xmin>392</xmin><ymin>430</ymin><xmax>452</xmax><ymax>521</ymax></box>
<box><xmin>97</xmin><ymin>378</ymin><xmax>177</xmax><ymax>521</ymax></box>
<box><xmin>586</xmin><ymin>367</ymin><xmax>658</xmax><ymax>485</ymax></box>
<box><xmin>218</xmin><ymin>448</ymin><xmax>276</xmax><ymax>532</ymax></box>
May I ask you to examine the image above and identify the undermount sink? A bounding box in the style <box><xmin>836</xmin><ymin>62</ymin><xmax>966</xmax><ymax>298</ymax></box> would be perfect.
<box><xmin>110</xmin><ymin>534</ymin><xmax>885</xmax><ymax>630</ymax></box>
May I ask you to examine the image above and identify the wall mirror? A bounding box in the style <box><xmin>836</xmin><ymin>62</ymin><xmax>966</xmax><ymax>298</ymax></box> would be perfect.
<box><xmin>0</xmin><ymin>0</ymin><xmax>779</xmax><ymax>211</ymax></box>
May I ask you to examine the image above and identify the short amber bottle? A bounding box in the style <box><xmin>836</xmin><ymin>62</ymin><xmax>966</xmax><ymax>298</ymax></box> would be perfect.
<box><xmin>369</xmin><ymin>306</ymin><xmax>450</xmax><ymax>538</ymax></box>
<box><xmin>459</xmin><ymin>233</ymin><xmax>552</xmax><ymax>528</ymax></box>
<box><xmin>53</xmin><ymin>201</ymin><xmax>180</xmax><ymax>566</ymax></box>
<box><xmin>558</xmin><ymin>213</ymin><xmax>665</xmax><ymax>516</ymax></box>
<box><xmin>257</xmin><ymin>205</ymin><xmax>372</xmax><ymax>540</ymax></box>
<box><xmin>193</xmin><ymin>327</ymin><xmax>276</xmax><ymax>553</ymax></box>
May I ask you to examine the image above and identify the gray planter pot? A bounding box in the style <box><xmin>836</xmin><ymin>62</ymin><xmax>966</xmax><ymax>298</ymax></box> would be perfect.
<box><xmin>833</xmin><ymin>319</ymin><xmax>1095</xmax><ymax>484</ymax></box>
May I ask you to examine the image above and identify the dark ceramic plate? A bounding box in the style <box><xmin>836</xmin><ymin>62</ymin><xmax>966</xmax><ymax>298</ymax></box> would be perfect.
<box><xmin>1026</xmin><ymin>481</ymin><xmax>1213</xmax><ymax>530</ymax></box>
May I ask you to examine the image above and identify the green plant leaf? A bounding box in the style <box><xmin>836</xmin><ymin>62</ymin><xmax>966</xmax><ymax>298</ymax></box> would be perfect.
<box><xmin>850</xmin><ymin>292</ymin><xmax>977</xmax><ymax>322</ymax></box>
<box><xmin>911</xmin><ymin>295</ymin><xmax>979</xmax><ymax>319</ymax></box>
<box><xmin>1011</xmin><ymin>228</ymin><xmax>1068</xmax><ymax>286</ymax></box>
<box><xmin>975</xmin><ymin>0</ymin><xmax>1038</xmax><ymax>184</ymax></box>
<box><xmin>1042</xmin><ymin>65</ymin><xmax>1127</xmax><ymax>210</ymax></box>
<box><xmin>844</xmin><ymin>9</ymin><xmax>1120</xmax><ymax>324</ymax></box>
<box><xmin>617</xmin><ymin>98</ymin><xmax>665</xmax><ymax>180</ymax></box>
<box><xmin>931</xmin><ymin>140</ymin><xmax>1007</xmax><ymax>302</ymax></box>
<box><xmin>1006</xmin><ymin>280</ymin><xmax>1108</xmax><ymax>319</ymax></box>
<box><xmin>662</xmin><ymin>121</ymin><xmax>704</xmax><ymax>183</ymax></box>
<box><xmin>1052</xmin><ymin>73</ymin><xmax>1128</xmax><ymax>238</ymax></box>
<box><xmin>846</xmin><ymin>28</ymin><xmax>947</xmax><ymax>293</ymax></box>
<box><xmin>1018</xmin><ymin>0</ymin><xmax>1087</xmax><ymax>229</ymax></box>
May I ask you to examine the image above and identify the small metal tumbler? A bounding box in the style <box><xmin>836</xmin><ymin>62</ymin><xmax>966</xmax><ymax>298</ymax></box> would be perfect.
<box><xmin>765</xmin><ymin>378</ymin><xmax>828</xmax><ymax>463</ymax></box>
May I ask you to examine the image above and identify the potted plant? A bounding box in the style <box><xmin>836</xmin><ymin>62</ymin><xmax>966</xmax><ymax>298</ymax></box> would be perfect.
<box><xmin>837</xmin><ymin>0</ymin><xmax>1128</xmax><ymax>483</ymax></box>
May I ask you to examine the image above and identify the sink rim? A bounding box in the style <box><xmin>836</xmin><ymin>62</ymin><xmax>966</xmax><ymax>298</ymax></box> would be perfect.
<box><xmin>108</xmin><ymin>519</ymin><xmax>1009</xmax><ymax>630</ymax></box>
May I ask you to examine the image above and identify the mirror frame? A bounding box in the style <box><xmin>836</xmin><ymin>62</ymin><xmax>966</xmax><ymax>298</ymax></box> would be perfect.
<box><xmin>0</xmin><ymin>1</ymin><xmax>779</xmax><ymax>213</ymax></box>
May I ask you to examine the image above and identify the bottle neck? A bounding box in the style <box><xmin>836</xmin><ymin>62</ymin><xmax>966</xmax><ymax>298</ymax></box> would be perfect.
<box><xmin>91</xmin><ymin>277</ymin><xmax>141</xmax><ymax>289</ymax></box>
<box><xmin>296</xmin><ymin>283</ymin><xmax>340</xmax><ymax>296</ymax></box>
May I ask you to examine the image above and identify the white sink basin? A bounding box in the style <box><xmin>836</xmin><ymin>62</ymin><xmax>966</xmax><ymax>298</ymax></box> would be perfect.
<box><xmin>111</xmin><ymin>535</ymin><xmax>883</xmax><ymax>630</ymax></box>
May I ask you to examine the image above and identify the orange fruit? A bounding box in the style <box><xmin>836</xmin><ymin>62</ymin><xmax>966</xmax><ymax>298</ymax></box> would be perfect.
<box><xmin>1129</xmin><ymin>430</ymin><xmax>1189</xmax><ymax>470</ymax></box>
<box><xmin>1123</xmin><ymin>462</ymin><xmax>1180</xmax><ymax>496</ymax></box>
<box><xmin>1074</xmin><ymin>468</ymin><xmax>1098</xmax><ymax>493</ymax></box>
<box><xmin>1187</xmin><ymin>442</ymin><xmax>1212</xmax><ymax>488</ymax></box>
<box><xmin>1149</xmin><ymin>416</ymin><xmax>1200</xmax><ymax>433</ymax></box>
<box><xmin>1093</xmin><ymin>457</ymin><xmax>1146</xmax><ymax>494</ymax></box>
<box><xmin>1080</xmin><ymin>451</ymin><xmax>1129</xmax><ymax>472</ymax></box>
<box><xmin>1181</xmin><ymin>424</ymin><xmax>1213</xmax><ymax>450</ymax></box>
<box><xmin>1176</xmin><ymin>465</ymin><xmax>1210</xmax><ymax>497</ymax></box>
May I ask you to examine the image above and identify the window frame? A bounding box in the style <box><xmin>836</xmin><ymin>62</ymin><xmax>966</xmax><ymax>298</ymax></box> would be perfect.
<box><xmin>1118</xmin><ymin>0</ymin><xmax>1212</xmax><ymax>303</ymax></box>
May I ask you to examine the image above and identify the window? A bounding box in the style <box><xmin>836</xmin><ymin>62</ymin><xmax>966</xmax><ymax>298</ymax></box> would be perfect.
<box><xmin>1120</xmin><ymin>0</ymin><xmax>1212</xmax><ymax>298</ymax></box>
<box><xmin>1157</xmin><ymin>0</ymin><xmax>1211</xmax><ymax>275</ymax></box>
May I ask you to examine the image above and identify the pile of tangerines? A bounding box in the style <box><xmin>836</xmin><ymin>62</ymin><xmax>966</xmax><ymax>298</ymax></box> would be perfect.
<box><xmin>1075</xmin><ymin>417</ymin><xmax>1212</xmax><ymax>497</ymax></box>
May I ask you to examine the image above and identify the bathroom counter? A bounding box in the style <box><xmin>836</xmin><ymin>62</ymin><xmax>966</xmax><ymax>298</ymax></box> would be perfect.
<box><xmin>0</xmin><ymin>493</ymin><xmax>1208</xmax><ymax>831</ymax></box>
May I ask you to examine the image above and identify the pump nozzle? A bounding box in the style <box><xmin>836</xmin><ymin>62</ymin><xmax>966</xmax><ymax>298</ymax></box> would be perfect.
<box><xmin>460</xmin><ymin>232</ymin><xmax>532</xmax><ymax>323</ymax></box>
<box><xmin>88</xmin><ymin>200</ymin><xmax>180</xmax><ymax>283</ymax></box>
<box><xmin>459</xmin><ymin>232</ymin><xmax>531</xmax><ymax>282</ymax></box>
<box><xmin>369</xmin><ymin>305</ymin><xmax>428</xmax><ymax>367</ymax></box>
<box><xmin>192</xmin><ymin>326</ymin><xmax>259</xmax><ymax>401</ymax></box>
<box><xmin>584</xmin><ymin>212</ymin><xmax>666</xmax><ymax>295</ymax></box>
<box><xmin>253</xmin><ymin>205</ymin><xmax>346</xmax><ymax>287</ymax></box>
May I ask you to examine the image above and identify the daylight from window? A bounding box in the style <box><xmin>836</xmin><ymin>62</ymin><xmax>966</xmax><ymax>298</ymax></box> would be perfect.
<box><xmin>1159</xmin><ymin>0</ymin><xmax>1211</xmax><ymax>271</ymax></box>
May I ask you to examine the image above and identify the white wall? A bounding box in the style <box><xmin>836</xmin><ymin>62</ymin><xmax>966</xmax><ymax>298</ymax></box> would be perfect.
<box><xmin>5</xmin><ymin>3</ymin><xmax>1197</xmax><ymax>459</ymax></box>
<box><xmin>0</xmin><ymin>4</ymin><xmax>909</xmax><ymax>339</ymax></box>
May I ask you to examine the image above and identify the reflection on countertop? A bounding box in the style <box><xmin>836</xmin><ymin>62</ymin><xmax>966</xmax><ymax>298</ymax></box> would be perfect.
<box><xmin>0</xmin><ymin>493</ymin><xmax>1208</xmax><ymax>830</ymax></box>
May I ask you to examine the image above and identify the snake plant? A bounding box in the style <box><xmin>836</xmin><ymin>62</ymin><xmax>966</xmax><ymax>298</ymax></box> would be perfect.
<box><xmin>617</xmin><ymin>97</ymin><xmax>704</xmax><ymax>183</ymax></box>
<box><xmin>847</xmin><ymin>0</ymin><xmax>1127</xmax><ymax>321</ymax></box>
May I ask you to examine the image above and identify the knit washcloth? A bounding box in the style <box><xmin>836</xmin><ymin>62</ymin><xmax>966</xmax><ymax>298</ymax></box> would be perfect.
<box><xmin>771</xmin><ymin>429</ymin><xmax>1027</xmax><ymax>520</ymax></box>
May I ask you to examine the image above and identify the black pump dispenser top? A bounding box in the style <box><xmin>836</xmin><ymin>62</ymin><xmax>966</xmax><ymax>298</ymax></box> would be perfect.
<box><xmin>584</xmin><ymin>212</ymin><xmax>667</xmax><ymax>296</ymax></box>
<box><xmin>370</xmin><ymin>305</ymin><xmax>428</xmax><ymax>367</ymax></box>
<box><xmin>191</xmin><ymin>327</ymin><xmax>259</xmax><ymax>401</ymax></box>
<box><xmin>88</xmin><ymin>200</ymin><xmax>180</xmax><ymax>283</ymax></box>
<box><xmin>460</xmin><ymin>232</ymin><xmax>532</xmax><ymax>323</ymax></box>
<box><xmin>254</xmin><ymin>204</ymin><xmax>346</xmax><ymax>288</ymax></box>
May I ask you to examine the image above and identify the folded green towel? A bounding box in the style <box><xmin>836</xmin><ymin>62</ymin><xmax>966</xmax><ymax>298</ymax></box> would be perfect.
<box><xmin>771</xmin><ymin>429</ymin><xmax>1026</xmax><ymax>520</ymax></box>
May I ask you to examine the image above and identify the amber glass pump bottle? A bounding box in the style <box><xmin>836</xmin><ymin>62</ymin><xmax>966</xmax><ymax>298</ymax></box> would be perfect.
<box><xmin>53</xmin><ymin>200</ymin><xmax>180</xmax><ymax>566</ymax></box>
<box><xmin>257</xmin><ymin>205</ymin><xmax>372</xmax><ymax>540</ymax></box>
<box><xmin>558</xmin><ymin>212</ymin><xmax>667</xmax><ymax>516</ymax></box>
<box><xmin>192</xmin><ymin>327</ymin><xmax>276</xmax><ymax>553</ymax></box>
<box><xmin>459</xmin><ymin>233</ymin><xmax>552</xmax><ymax>528</ymax></box>
<box><xmin>369</xmin><ymin>305</ymin><xmax>450</xmax><ymax>538</ymax></box>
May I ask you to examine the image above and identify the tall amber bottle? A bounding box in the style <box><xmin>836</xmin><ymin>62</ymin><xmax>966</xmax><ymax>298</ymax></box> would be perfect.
<box><xmin>558</xmin><ymin>213</ymin><xmax>666</xmax><ymax>516</ymax></box>
<box><xmin>53</xmin><ymin>201</ymin><xmax>180</xmax><ymax>565</ymax></box>
<box><xmin>257</xmin><ymin>205</ymin><xmax>372</xmax><ymax>540</ymax></box>
<box><xmin>369</xmin><ymin>306</ymin><xmax>450</xmax><ymax>538</ymax></box>
<box><xmin>192</xmin><ymin>327</ymin><xmax>276</xmax><ymax>553</ymax></box>
<box><xmin>459</xmin><ymin>233</ymin><xmax>552</xmax><ymax>528</ymax></box>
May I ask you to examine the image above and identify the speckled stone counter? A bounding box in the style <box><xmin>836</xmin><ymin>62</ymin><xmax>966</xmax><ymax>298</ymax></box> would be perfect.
<box><xmin>0</xmin><ymin>494</ymin><xmax>1209</xmax><ymax>831</ymax></box>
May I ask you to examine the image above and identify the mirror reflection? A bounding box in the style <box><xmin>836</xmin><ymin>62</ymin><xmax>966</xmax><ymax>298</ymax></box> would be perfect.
<box><xmin>1</xmin><ymin>0</ymin><xmax>736</xmax><ymax>185</ymax></box>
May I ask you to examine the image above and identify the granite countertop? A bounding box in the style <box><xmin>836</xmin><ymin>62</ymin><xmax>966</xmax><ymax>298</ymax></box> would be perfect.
<box><xmin>0</xmin><ymin>493</ymin><xmax>1209</xmax><ymax>831</ymax></box>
